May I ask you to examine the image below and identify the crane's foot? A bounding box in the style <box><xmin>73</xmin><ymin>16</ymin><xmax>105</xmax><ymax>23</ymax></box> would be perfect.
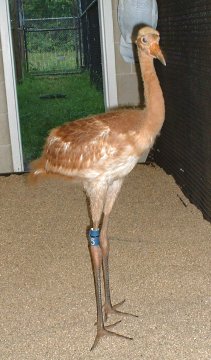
<box><xmin>104</xmin><ymin>299</ymin><xmax>138</xmax><ymax>322</ymax></box>
<box><xmin>91</xmin><ymin>324</ymin><xmax>133</xmax><ymax>351</ymax></box>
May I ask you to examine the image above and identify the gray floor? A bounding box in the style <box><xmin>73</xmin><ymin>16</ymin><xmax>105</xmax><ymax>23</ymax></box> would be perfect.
<box><xmin>0</xmin><ymin>165</ymin><xmax>210</xmax><ymax>360</ymax></box>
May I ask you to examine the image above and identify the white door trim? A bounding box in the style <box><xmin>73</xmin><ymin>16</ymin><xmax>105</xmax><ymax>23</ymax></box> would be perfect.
<box><xmin>0</xmin><ymin>0</ymin><xmax>24</xmax><ymax>172</ymax></box>
<box><xmin>98</xmin><ymin>0</ymin><xmax>118</xmax><ymax>110</ymax></box>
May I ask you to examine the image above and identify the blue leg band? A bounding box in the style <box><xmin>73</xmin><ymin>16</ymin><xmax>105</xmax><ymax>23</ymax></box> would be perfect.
<box><xmin>89</xmin><ymin>228</ymin><xmax>100</xmax><ymax>246</ymax></box>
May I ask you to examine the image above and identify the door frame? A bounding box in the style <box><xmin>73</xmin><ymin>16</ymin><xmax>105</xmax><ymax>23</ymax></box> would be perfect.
<box><xmin>0</xmin><ymin>0</ymin><xmax>24</xmax><ymax>172</ymax></box>
<box><xmin>98</xmin><ymin>0</ymin><xmax>118</xmax><ymax>110</ymax></box>
<box><xmin>0</xmin><ymin>0</ymin><xmax>118</xmax><ymax>172</ymax></box>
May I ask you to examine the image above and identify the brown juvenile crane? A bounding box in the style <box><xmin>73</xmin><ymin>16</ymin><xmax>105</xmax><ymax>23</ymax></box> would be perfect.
<box><xmin>29</xmin><ymin>26</ymin><xmax>166</xmax><ymax>350</ymax></box>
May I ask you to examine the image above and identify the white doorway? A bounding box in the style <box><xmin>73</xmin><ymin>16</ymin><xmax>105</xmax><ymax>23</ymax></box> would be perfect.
<box><xmin>0</xmin><ymin>0</ymin><xmax>117</xmax><ymax>172</ymax></box>
<box><xmin>0</xmin><ymin>0</ymin><xmax>24</xmax><ymax>172</ymax></box>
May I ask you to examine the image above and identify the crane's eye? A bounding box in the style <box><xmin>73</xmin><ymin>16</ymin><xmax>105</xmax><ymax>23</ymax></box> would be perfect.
<box><xmin>142</xmin><ymin>37</ymin><xmax>148</xmax><ymax>44</ymax></box>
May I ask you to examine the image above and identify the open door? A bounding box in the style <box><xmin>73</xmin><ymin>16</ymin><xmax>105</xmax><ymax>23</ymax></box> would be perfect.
<box><xmin>0</xmin><ymin>0</ymin><xmax>24</xmax><ymax>172</ymax></box>
<box><xmin>98</xmin><ymin>0</ymin><xmax>118</xmax><ymax>110</ymax></box>
<box><xmin>0</xmin><ymin>0</ymin><xmax>117</xmax><ymax>172</ymax></box>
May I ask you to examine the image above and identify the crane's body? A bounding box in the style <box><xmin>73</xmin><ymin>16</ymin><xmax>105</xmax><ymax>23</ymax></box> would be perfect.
<box><xmin>35</xmin><ymin>109</ymin><xmax>156</xmax><ymax>182</ymax></box>
<box><xmin>30</xmin><ymin>26</ymin><xmax>166</xmax><ymax>350</ymax></box>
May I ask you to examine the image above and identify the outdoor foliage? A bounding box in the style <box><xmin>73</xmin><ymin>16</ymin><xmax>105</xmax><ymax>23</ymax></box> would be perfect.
<box><xmin>27</xmin><ymin>50</ymin><xmax>77</xmax><ymax>73</ymax></box>
<box><xmin>25</xmin><ymin>25</ymin><xmax>80</xmax><ymax>74</ymax></box>
<box><xmin>22</xmin><ymin>0</ymin><xmax>78</xmax><ymax>18</ymax></box>
<box><xmin>17</xmin><ymin>72</ymin><xmax>104</xmax><ymax>164</ymax></box>
<box><xmin>23</xmin><ymin>5</ymin><xmax>81</xmax><ymax>75</ymax></box>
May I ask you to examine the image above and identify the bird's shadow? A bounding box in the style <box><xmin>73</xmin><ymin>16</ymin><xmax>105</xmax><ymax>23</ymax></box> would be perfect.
<box><xmin>131</xmin><ymin>23</ymin><xmax>151</xmax><ymax>108</ymax></box>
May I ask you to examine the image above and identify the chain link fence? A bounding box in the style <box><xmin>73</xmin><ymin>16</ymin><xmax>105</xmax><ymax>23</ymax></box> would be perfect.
<box><xmin>11</xmin><ymin>0</ymin><xmax>103</xmax><ymax>89</ymax></box>
<box><xmin>24</xmin><ymin>16</ymin><xmax>82</xmax><ymax>75</ymax></box>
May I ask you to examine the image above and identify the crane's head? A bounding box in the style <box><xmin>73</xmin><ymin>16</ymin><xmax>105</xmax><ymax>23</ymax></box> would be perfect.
<box><xmin>135</xmin><ymin>26</ymin><xmax>166</xmax><ymax>66</ymax></box>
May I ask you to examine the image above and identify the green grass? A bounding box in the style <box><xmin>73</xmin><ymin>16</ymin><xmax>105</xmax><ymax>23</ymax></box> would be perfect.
<box><xmin>28</xmin><ymin>50</ymin><xmax>78</xmax><ymax>73</ymax></box>
<box><xmin>17</xmin><ymin>72</ymin><xmax>105</xmax><ymax>164</ymax></box>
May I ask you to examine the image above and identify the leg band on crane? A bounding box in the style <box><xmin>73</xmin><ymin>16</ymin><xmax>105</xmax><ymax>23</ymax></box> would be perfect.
<box><xmin>89</xmin><ymin>228</ymin><xmax>100</xmax><ymax>246</ymax></box>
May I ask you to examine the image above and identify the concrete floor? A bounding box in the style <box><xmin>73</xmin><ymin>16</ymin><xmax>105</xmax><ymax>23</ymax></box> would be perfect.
<box><xmin>0</xmin><ymin>165</ymin><xmax>210</xmax><ymax>360</ymax></box>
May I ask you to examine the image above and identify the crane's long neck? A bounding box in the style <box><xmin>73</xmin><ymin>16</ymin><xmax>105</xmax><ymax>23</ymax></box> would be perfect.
<box><xmin>139</xmin><ymin>50</ymin><xmax>165</xmax><ymax>134</ymax></box>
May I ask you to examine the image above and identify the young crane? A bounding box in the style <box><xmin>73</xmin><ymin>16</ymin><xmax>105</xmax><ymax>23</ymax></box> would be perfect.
<box><xmin>30</xmin><ymin>26</ymin><xmax>166</xmax><ymax>349</ymax></box>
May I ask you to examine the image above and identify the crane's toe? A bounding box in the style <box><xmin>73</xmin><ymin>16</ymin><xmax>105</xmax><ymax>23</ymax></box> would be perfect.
<box><xmin>91</xmin><ymin>326</ymin><xmax>133</xmax><ymax>351</ymax></box>
<box><xmin>104</xmin><ymin>299</ymin><xmax>138</xmax><ymax>322</ymax></box>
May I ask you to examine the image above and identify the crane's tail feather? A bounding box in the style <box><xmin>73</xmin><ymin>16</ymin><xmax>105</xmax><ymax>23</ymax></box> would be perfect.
<box><xmin>27</xmin><ymin>157</ymin><xmax>76</xmax><ymax>184</ymax></box>
<box><xmin>27</xmin><ymin>157</ymin><xmax>48</xmax><ymax>184</ymax></box>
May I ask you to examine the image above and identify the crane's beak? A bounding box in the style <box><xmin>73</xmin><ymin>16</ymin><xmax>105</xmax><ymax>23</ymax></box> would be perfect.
<box><xmin>150</xmin><ymin>43</ymin><xmax>166</xmax><ymax>66</ymax></box>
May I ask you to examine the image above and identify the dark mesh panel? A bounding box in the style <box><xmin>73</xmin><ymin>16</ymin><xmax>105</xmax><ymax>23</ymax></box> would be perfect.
<box><xmin>80</xmin><ymin>0</ymin><xmax>103</xmax><ymax>90</ymax></box>
<box><xmin>155</xmin><ymin>0</ymin><xmax>211</xmax><ymax>221</ymax></box>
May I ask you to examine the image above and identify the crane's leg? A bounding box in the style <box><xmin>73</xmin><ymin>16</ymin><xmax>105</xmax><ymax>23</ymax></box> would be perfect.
<box><xmin>101</xmin><ymin>179</ymin><xmax>138</xmax><ymax>322</ymax></box>
<box><xmin>84</xmin><ymin>181</ymin><xmax>132</xmax><ymax>350</ymax></box>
